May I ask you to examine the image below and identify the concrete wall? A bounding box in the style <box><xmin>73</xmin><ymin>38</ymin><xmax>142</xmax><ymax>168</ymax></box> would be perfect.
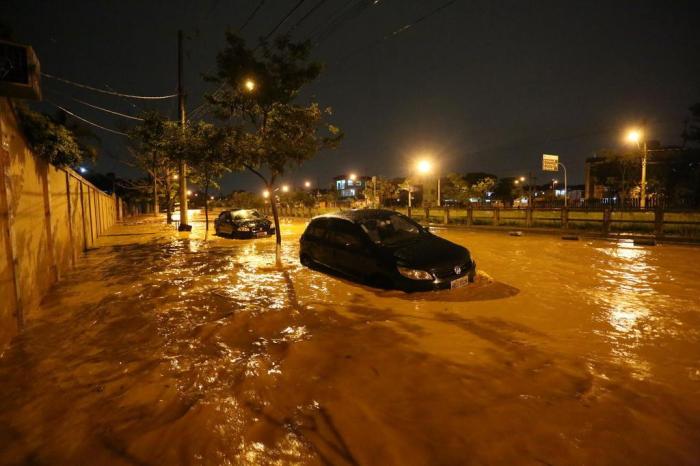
<box><xmin>0</xmin><ymin>98</ymin><xmax>122</xmax><ymax>350</ymax></box>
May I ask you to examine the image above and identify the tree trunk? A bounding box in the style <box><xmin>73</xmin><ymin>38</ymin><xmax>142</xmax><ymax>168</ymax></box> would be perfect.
<box><xmin>165</xmin><ymin>171</ymin><xmax>172</xmax><ymax>224</ymax></box>
<box><xmin>270</xmin><ymin>191</ymin><xmax>282</xmax><ymax>266</ymax></box>
<box><xmin>152</xmin><ymin>175</ymin><xmax>159</xmax><ymax>216</ymax></box>
<box><xmin>204</xmin><ymin>182</ymin><xmax>210</xmax><ymax>232</ymax></box>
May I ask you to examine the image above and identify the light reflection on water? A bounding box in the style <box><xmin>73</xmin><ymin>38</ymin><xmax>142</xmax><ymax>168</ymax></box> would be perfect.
<box><xmin>591</xmin><ymin>241</ymin><xmax>660</xmax><ymax>379</ymax></box>
<box><xmin>0</xmin><ymin>218</ymin><xmax>699</xmax><ymax>465</ymax></box>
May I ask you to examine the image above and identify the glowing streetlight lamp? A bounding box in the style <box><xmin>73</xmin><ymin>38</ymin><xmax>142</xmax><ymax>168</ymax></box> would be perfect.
<box><xmin>414</xmin><ymin>158</ymin><xmax>441</xmax><ymax>207</ymax></box>
<box><xmin>281</xmin><ymin>184</ymin><xmax>289</xmax><ymax>193</ymax></box>
<box><xmin>417</xmin><ymin>159</ymin><xmax>432</xmax><ymax>174</ymax></box>
<box><xmin>519</xmin><ymin>176</ymin><xmax>525</xmax><ymax>182</ymax></box>
<box><xmin>243</xmin><ymin>78</ymin><xmax>256</xmax><ymax>92</ymax></box>
<box><xmin>186</xmin><ymin>190</ymin><xmax>192</xmax><ymax>196</ymax></box>
<box><xmin>625</xmin><ymin>127</ymin><xmax>648</xmax><ymax>209</ymax></box>
<box><xmin>304</xmin><ymin>180</ymin><xmax>311</xmax><ymax>188</ymax></box>
<box><xmin>172</xmin><ymin>174</ymin><xmax>179</xmax><ymax>180</ymax></box>
<box><xmin>262</xmin><ymin>190</ymin><xmax>270</xmax><ymax>198</ymax></box>
<box><xmin>349</xmin><ymin>173</ymin><xmax>357</xmax><ymax>181</ymax></box>
<box><xmin>626</xmin><ymin>129</ymin><xmax>642</xmax><ymax>144</ymax></box>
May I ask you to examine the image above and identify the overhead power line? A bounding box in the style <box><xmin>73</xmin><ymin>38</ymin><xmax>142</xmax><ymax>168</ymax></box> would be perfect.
<box><xmin>41</xmin><ymin>72</ymin><xmax>178</xmax><ymax>100</ymax></box>
<box><xmin>287</xmin><ymin>0</ymin><xmax>330</xmax><ymax>34</ymax></box>
<box><xmin>337</xmin><ymin>0</ymin><xmax>457</xmax><ymax>62</ymax></box>
<box><xmin>264</xmin><ymin>0</ymin><xmax>306</xmax><ymax>41</ymax></box>
<box><xmin>240</xmin><ymin>0</ymin><xmax>266</xmax><ymax>31</ymax></box>
<box><xmin>45</xmin><ymin>100</ymin><xmax>129</xmax><ymax>136</ymax></box>
<box><xmin>70</xmin><ymin>96</ymin><xmax>144</xmax><ymax>121</ymax></box>
<box><xmin>310</xmin><ymin>0</ymin><xmax>379</xmax><ymax>45</ymax></box>
<box><xmin>45</xmin><ymin>88</ymin><xmax>144</xmax><ymax>121</ymax></box>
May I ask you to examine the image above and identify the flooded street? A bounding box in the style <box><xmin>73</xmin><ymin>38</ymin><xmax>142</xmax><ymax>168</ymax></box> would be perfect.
<box><xmin>1</xmin><ymin>215</ymin><xmax>699</xmax><ymax>465</ymax></box>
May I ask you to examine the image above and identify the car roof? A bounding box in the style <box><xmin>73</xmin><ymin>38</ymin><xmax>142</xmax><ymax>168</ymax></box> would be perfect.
<box><xmin>312</xmin><ymin>209</ymin><xmax>400</xmax><ymax>223</ymax></box>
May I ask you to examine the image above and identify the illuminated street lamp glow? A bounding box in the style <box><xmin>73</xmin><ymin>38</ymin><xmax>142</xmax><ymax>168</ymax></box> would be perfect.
<box><xmin>281</xmin><ymin>185</ymin><xmax>289</xmax><ymax>193</ymax></box>
<box><xmin>187</xmin><ymin>190</ymin><xmax>192</xmax><ymax>196</ymax></box>
<box><xmin>262</xmin><ymin>190</ymin><xmax>270</xmax><ymax>198</ymax></box>
<box><xmin>626</xmin><ymin>129</ymin><xmax>642</xmax><ymax>144</ymax></box>
<box><xmin>304</xmin><ymin>181</ymin><xmax>311</xmax><ymax>188</ymax></box>
<box><xmin>79</xmin><ymin>167</ymin><xmax>87</xmax><ymax>174</ymax></box>
<box><xmin>244</xmin><ymin>78</ymin><xmax>256</xmax><ymax>92</ymax></box>
<box><xmin>416</xmin><ymin>159</ymin><xmax>432</xmax><ymax>174</ymax></box>
<box><xmin>514</xmin><ymin>180</ymin><xmax>520</xmax><ymax>185</ymax></box>
<box><xmin>519</xmin><ymin>176</ymin><xmax>525</xmax><ymax>182</ymax></box>
<box><xmin>349</xmin><ymin>173</ymin><xmax>357</xmax><ymax>181</ymax></box>
<box><xmin>172</xmin><ymin>174</ymin><xmax>178</xmax><ymax>180</ymax></box>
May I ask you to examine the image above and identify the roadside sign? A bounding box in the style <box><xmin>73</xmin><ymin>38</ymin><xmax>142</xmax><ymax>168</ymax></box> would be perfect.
<box><xmin>542</xmin><ymin>154</ymin><xmax>559</xmax><ymax>171</ymax></box>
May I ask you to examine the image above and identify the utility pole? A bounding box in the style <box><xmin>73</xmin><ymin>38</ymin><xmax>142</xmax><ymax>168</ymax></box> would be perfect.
<box><xmin>177</xmin><ymin>30</ymin><xmax>190</xmax><ymax>230</ymax></box>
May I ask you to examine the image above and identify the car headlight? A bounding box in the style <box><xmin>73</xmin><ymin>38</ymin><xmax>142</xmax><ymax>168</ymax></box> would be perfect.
<box><xmin>397</xmin><ymin>266</ymin><xmax>433</xmax><ymax>281</ymax></box>
<box><xmin>237</xmin><ymin>226</ymin><xmax>250</xmax><ymax>232</ymax></box>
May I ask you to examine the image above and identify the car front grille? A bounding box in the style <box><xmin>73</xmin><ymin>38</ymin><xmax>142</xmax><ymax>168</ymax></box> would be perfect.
<box><xmin>432</xmin><ymin>260</ymin><xmax>470</xmax><ymax>279</ymax></box>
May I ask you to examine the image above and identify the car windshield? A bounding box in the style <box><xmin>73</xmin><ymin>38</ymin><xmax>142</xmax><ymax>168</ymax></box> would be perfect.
<box><xmin>232</xmin><ymin>210</ymin><xmax>261</xmax><ymax>220</ymax></box>
<box><xmin>358</xmin><ymin>214</ymin><xmax>425</xmax><ymax>246</ymax></box>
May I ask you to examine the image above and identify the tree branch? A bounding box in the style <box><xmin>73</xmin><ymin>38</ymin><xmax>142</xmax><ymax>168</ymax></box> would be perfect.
<box><xmin>244</xmin><ymin>163</ymin><xmax>269</xmax><ymax>186</ymax></box>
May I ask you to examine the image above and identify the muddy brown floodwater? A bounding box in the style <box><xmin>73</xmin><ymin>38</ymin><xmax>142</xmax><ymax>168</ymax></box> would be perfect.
<box><xmin>1</xmin><ymin>214</ymin><xmax>699</xmax><ymax>465</ymax></box>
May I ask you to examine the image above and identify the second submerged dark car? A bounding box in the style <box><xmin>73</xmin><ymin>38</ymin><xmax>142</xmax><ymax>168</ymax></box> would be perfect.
<box><xmin>214</xmin><ymin>209</ymin><xmax>275</xmax><ymax>238</ymax></box>
<box><xmin>299</xmin><ymin>209</ymin><xmax>476</xmax><ymax>292</ymax></box>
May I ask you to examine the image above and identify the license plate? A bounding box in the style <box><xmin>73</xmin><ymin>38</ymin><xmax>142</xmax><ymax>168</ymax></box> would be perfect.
<box><xmin>255</xmin><ymin>231</ymin><xmax>267</xmax><ymax>238</ymax></box>
<box><xmin>451</xmin><ymin>275</ymin><xmax>470</xmax><ymax>289</ymax></box>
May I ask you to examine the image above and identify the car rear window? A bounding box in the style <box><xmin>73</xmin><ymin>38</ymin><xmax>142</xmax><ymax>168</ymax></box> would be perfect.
<box><xmin>305</xmin><ymin>219</ymin><xmax>328</xmax><ymax>239</ymax></box>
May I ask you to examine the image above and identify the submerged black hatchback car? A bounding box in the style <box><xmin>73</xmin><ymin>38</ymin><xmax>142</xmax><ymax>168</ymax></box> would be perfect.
<box><xmin>214</xmin><ymin>209</ymin><xmax>275</xmax><ymax>238</ymax></box>
<box><xmin>299</xmin><ymin>209</ymin><xmax>476</xmax><ymax>292</ymax></box>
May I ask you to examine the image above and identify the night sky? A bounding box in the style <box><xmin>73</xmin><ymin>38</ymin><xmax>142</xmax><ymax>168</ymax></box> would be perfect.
<box><xmin>3</xmin><ymin>0</ymin><xmax>699</xmax><ymax>193</ymax></box>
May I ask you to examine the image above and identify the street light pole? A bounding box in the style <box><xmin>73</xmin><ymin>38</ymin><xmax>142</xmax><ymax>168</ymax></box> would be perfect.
<box><xmin>640</xmin><ymin>140</ymin><xmax>648</xmax><ymax>209</ymax></box>
<box><xmin>177</xmin><ymin>30</ymin><xmax>189</xmax><ymax>230</ymax></box>
<box><xmin>557</xmin><ymin>162</ymin><xmax>568</xmax><ymax>207</ymax></box>
<box><xmin>437</xmin><ymin>175</ymin><xmax>441</xmax><ymax>207</ymax></box>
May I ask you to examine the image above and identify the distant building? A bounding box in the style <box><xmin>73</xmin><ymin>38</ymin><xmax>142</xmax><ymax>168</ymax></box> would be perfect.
<box><xmin>333</xmin><ymin>174</ymin><xmax>371</xmax><ymax>199</ymax></box>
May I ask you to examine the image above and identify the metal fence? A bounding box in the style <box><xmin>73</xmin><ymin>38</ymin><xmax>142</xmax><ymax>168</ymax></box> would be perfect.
<box><xmin>263</xmin><ymin>204</ymin><xmax>700</xmax><ymax>239</ymax></box>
